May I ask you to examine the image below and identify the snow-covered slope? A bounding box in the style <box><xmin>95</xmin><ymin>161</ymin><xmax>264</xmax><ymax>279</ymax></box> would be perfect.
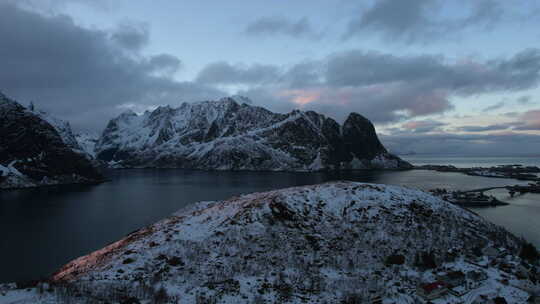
<box><xmin>31</xmin><ymin>109</ymin><xmax>100</xmax><ymax>160</ymax></box>
<box><xmin>74</xmin><ymin>132</ymin><xmax>99</xmax><ymax>158</ymax></box>
<box><xmin>95</xmin><ymin>97</ymin><xmax>412</xmax><ymax>171</ymax></box>
<box><xmin>6</xmin><ymin>182</ymin><xmax>527</xmax><ymax>303</ymax></box>
<box><xmin>33</xmin><ymin>110</ymin><xmax>82</xmax><ymax>152</ymax></box>
<box><xmin>0</xmin><ymin>92</ymin><xmax>103</xmax><ymax>189</ymax></box>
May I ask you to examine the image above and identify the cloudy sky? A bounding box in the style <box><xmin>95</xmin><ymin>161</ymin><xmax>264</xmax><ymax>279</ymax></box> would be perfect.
<box><xmin>2</xmin><ymin>0</ymin><xmax>540</xmax><ymax>156</ymax></box>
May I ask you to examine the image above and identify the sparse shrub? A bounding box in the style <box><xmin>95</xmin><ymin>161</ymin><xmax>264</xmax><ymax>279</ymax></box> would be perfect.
<box><xmin>341</xmin><ymin>292</ymin><xmax>363</xmax><ymax>304</ymax></box>
<box><xmin>520</xmin><ymin>242</ymin><xmax>539</xmax><ymax>262</ymax></box>
<box><xmin>153</xmin><ymin>286</ymin><xmax>170</xmax><ymax>304</ymax></box>
<box><xmin>274</xmin><ymin>274</ymin><xmax>293</xmax><ymax>302</ymax></box>
<box><xmin>120</xmin><ymin>296</ymin><xmax>141</xmax><ymax>304</ymax></box>
<box><xmin>196</xmin><ymin>293</ymin><xmax>217</xmax><ymax>304</ymax></box>
<box><xmin>421</xmin><ymin>251</ymin><xmax>437</xmax><ymax>269</ymax></box>
<box><xmin>385</xmin><ymin>254</ymin><xmax>405</xmax><ymax>265</ymax></box>
<box><xmin>122</xmin><ymin>258</ymin><xmax>135</xmax><ymax>264</ymax></box>
<box><xmin>472</xmin><ymin>245</ymin><xmax>483</xmax><ymax>257</ymax></box>
<box><xmin>253</xmin><ymin>294</ymin><xmax>265</xmax><ymax>304</ymax></box>
<box><xmin>167</xmin><ymin>256</ymin><xmax>184</xmax><ymax>267</ymax></box>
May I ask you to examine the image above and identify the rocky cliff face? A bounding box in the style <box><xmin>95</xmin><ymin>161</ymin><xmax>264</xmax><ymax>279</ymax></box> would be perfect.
<box><xmin>0</xmin><ymin>93</ymin><xmax>103</xmax><ymax>189</ymax></box>
<box><xmin>33</xmin><ymin>109</ymin><xmax>82</xmax><ymax>152</ymax></box>
<box><xmin>95</xmin><ymin>97</ymin><xmax>412</xmax><ymax>171</ymax></box>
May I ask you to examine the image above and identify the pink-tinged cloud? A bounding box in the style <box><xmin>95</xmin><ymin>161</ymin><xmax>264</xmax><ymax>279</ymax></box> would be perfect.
<box><xmin>522</xmin><ymin>110</ymin><xmax>540</xmax><ymax>122</ymax></box>
<box><xmin>400</xmin><ymin>120</ymin><xmax>446</xmax><ymax>133</ymax></box>
<box><xmin>489</xmin><ymin>130</ymin><xmax>519</xmax><ymax>136</ymax></box>
<box><xmin>266</xmin><ymin>82</ymin><xmax>453</xmax><ymax>123</ymax></box>
<box><xmin>277</xmin><ymin>89</ymin><xmax>322</xmax><ymax>106</ymax></box>
<box><xmin>516</xmin><ymin>109</ymin><xmax>540</xmax><ymax>130</ymax></box>
<box><xmin>402</xmin><ymin>121</ymin><xmax>426</xmax><ymax>129</ymax></box>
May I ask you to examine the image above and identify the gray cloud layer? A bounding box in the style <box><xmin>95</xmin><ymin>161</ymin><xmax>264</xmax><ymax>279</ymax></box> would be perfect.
<box><xmin>517</xmin><ymin>95</ymin><xmax>534</xmax><ymax>105</ymax></box>
<box><xmin>451</xmin><ymin>110</ymin><xmax>540</xmax><ymax>132</ymax></box>
<box><xmin>326</xmin><ymin>49</ymin><xmax>540</xmax><ymax>94</ymax></box>
<box><xmin>2</xmin><ymin>1</ymin><xmax>539</xmax><ymax>156</ymax></box>
<box><xmin>196</xmin><ymin>49</ymin><xmax>540</xmax><ymax>124</ymax></box>
<box><xmin>244</xmin><ymin>16</ymin><xmax>317</xmax><ymax>39</ymax></box>
<box><xmin>455</xmin><ymin>124</ymin><xmax>514</xmax><ymax>132</ymax></box>
<box><xmin>196</xmin><ymin>62</ymin><xmax>281</xmax><ymax>85</ymax></box>
<box><xmin>111</xmin><ymin>22</ymin><xmax>150</xmax><ymax>51</ymax></box>
<box><xmin>382</xmin><ymin>132</ymin><xmax>540</xmax><ymax>156</ymax></box>
<box><xmin>400</xmin><ymin>120</ymin><xmax>447</xmax><ymax>133</ymax></box>
<box><xmin>345</xmin><ymin>0</ymin><xmax>508</xmax><ymax>43</ymax></box>
<box><xmin>384</xmin><ymin>109</ymin><xmax>540</xmax><ymax>155</ymax></box>
<box><xmin>482</xmin><ymin>101</ymin><xmax>505</xmax><ymax>112</ymax></box>
<box><xmin>0</xmin><ymin>2</ymin><xmax>223</xmax><ymax>130</ymax></box>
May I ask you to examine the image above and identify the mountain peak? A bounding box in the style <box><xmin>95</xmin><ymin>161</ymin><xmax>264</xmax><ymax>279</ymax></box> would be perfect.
<box><xmin>95</xmin><ymin>97</ymin><xmax>411</xmax><ymax>170</ymax></box>
<box><xmin>345</xmin><ymin>112</ymin><xmax>370</xmax><ymax>124</ymax></box>
<box><xmin>117</xmin><ymin>109</ymin><xmax>138</xmax><ymax>119</ymax></box>
<box><xmin>229</xmin><ymin>95</ymin><xmax>253</xmax><ymax>105</ymax></box>
<box><xmin>123</xmin><ymin>108</ymin><xmax>137</xmax><ymax>115</ymax></box>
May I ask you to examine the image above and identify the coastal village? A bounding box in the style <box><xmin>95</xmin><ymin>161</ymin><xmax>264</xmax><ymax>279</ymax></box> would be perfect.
<box><xmin>409</xmin><ymin>244</ymin><xmax>540</xmax><ymax>303</ymax></box>
<box><xmin>351</xmin><ymin>237</ymin><xmax>540</xmax><ymax>303</ymax></box>
<box><xmin>420</xmin><ymin>164</ymin><xmax>540</xmax><ymax>208</ymax></box>
<box><xmin>409</xmin><ymin>164</ymin><xmax>540</xmax><ymax>303</ymax></box>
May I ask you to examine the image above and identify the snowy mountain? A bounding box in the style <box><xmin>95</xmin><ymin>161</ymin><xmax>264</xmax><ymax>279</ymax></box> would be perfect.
<box><xmin>95</xmin><ymin>97</ymin><xmax>412</xmax><ymax>171</ymax></box>
<box><xmin>30</xmin><ymin>108</ymin><xmax>100</xmax><ymax>160</ymax></box>
<box><xmin>0</xmin><ymin>93</ymin><xmax>103</xmax><ymax>189</ymax></box>
<box><xmin>74</xmin><ymin>132</ymin><xmax>99</xmax><ymax>158</ymax></box>
<box><xmin>32</xmin><ymin>109</ymin><xmax>82</xmax><ymax>152</ymax></box>
<box><xmin>5</xmin><ymin>182</ymin><xmax>535</xmax><ymax>303</ymax></box>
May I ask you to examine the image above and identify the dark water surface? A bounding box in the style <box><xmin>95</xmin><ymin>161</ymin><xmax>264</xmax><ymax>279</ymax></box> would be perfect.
<box><xmin>402</xmin><ymin>155</ymin><xmax>540</xmax><ymax>168</ymax></box>
<box><xmin>1</xmin><ymin>167</ymin><xmax>539</xmax><ymax>283</ymax></box>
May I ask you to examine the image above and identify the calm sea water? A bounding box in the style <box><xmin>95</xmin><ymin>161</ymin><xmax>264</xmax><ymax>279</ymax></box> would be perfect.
<box><xmin>402</xmin><ymin>155</ymin><xmax>540</xmax><ymax>168</ymax></box>
<box><xmin>1</xmin><ymin>156</ymin><xmax>539</xmax><ymax>283</ymax></box>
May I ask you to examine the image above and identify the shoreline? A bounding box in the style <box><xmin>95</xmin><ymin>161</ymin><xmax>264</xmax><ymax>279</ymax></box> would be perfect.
<box><xmin>0</xmin><ymin>178</ymin><xmax>109</xmax><ymax>192</ymax></box>
<box><xmin>414</xmin><ymin>164</ymin><xmax>540</xmax><ymax>182</ymax></box>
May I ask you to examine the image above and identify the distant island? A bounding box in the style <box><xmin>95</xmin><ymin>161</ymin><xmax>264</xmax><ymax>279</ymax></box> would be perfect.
<box><xmin>417</xmin><ymin>164</ymin><xmax>540</xmax><ymax>182</ymax></box>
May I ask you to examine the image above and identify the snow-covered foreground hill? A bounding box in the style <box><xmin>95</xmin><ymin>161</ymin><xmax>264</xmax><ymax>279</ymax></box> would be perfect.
<box><xmin>95</xmin><ymin>97</ymin><xmax>412</xmax><ymax>171</ymax></box>
<box><xmin>2</xmin><ymin>182</ymin><xmax>538</xmax><ymax>303</ymax></box>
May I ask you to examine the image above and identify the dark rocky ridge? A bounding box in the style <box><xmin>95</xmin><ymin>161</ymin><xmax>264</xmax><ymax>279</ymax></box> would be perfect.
<box><xmin>96</xmin><ymin>97</ymin><xmax>412</xmax><ymax>171</ymax></box>
<box><xmin>0</xmin><ymin>92</ymin><xmax>103</xmax><ymax>189</ymax></box>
